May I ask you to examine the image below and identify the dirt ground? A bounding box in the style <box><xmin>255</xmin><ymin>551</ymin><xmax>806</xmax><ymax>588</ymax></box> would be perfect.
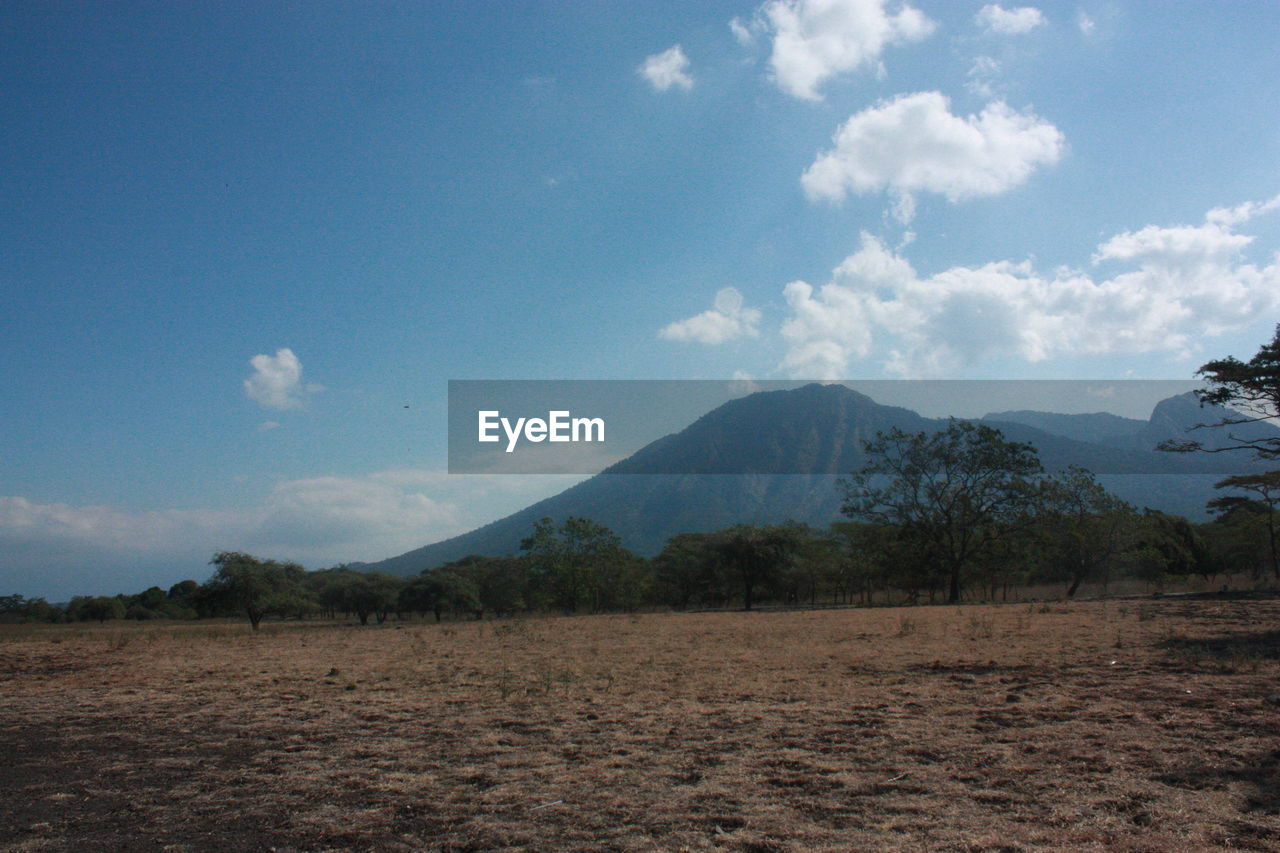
<box><xmin>2</xmin><ymin>596</ymin><xmax>1278</xmax><ymax>852</ymax></box>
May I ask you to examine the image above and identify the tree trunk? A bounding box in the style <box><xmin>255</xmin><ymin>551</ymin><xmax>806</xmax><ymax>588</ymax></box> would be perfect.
<box><xmin>1268</xmin><ymin>512</ymin><xmax>1279</xmax><ymax>579</ymax></box>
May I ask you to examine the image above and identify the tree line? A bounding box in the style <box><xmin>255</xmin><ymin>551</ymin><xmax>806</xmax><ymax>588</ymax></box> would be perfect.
<box><xmin>3</xmin><ymin>463</ymin><xmax>1272</xmax><ymax>628</ymax></box>
<box><xmin>7</xmin><ymin>328</ymin><xmax>1280</xmax><ymax>627</ymax></box>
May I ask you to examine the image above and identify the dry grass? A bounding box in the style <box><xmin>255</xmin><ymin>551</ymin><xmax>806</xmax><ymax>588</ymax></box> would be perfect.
<box><xmin>2</xmin><ymin>598</ymin><xmax>1279</xmax><ymax>851</ymax></box>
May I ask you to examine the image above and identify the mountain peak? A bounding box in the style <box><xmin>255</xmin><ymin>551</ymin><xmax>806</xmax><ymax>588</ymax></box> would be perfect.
<box><xmin>606</xmin><ymin>382</ymin><xmax>922</xmax><ymax>475</ymax></box>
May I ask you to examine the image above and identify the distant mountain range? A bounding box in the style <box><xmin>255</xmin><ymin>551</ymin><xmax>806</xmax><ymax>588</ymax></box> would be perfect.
<box><xmin>363</xmin><ymin>384</ymin><xmax>1278</xmax><ymax>577</ymax></box>
<box><xmin>985</xmin><ymin>391</ymin><xmax>1280</xmax><ymax>453</ymax></box>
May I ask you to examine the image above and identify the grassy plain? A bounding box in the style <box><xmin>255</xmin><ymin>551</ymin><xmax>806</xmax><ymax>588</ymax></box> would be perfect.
<box><xmin>2</xmin><ymin>596</ymin><xmax>1278</xmax><ymax>852</ymax></box>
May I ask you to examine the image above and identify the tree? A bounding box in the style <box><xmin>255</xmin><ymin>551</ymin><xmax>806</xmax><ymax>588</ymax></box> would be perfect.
<box><xmin>0</xmin><ymin>595</ymin><xmax>62</xmax><ymax>624</ymax></box>
<box><xmin>205</xmin><ymin>551</ymin><xmax>307</xmax><ymax>630</ymax></box>
<box><xmin>21</xmin><ymin>597</ymin><xmax>62</xmax><ymax>623</ymax></box>
<box><xmin>1159</xmin><ymin>323</ymin><xmax>1280</xmax><ymax>459</ymax></box>
<box><xmin>466</xmin><ymin>556</ymin><xmax>528</xmax><ymax>617</ymax></box>
<box><xmin>0</xmin><ymin>595</ymin><xmax>25</xmax><ymax>620</ymax></box>
<box><xmin>399</xmin><ymin>569</ymin><xmax>481</xmax><ymax>621</ymax></box>
<box><xmin>589</xmin><ymin>548</ymin><xmax>649</xmax><ymax>613</ymax></box>
<box><xmin>1157</xmin><ymin>326</ymin><xmax>1280</xmax><ymax>582</ymax></box>
<box><xmin>313</xmin><ymin>567</ymin><xmax>356</xmax><ymax>618</ymax></box>
<box><xmin>1035</xmin><ymin>466</ymin><xmax>1141</xmax><ymax>598</ymax></box>
<box><xmin>652</xmin><ymin>532</ymin><xmax>730</xmax><ymax>609</ymax></box>
<box><xmin>775</xmin><ymin>525</ymin><xmax>838</xmax><ymax>606</ymax></box>
<box><xmin>829</xmin><ymin>522</ymin><xmax>889</xmax><ymax>605</ymax></box>
<box><xmin>1125</xmin><ymin>510</ymin><xmax>1206</xmax><ymax>590</ymax></box>
<box><xmin>713</xmin><ymin>523</ymin><xmax>806</xmax><ymax>611</ymax></box>
<box><xmin>1207</xmin><ymin>470</ymin><xmax>1280</xmax><ymax>579</ymax></box>
<box><xmin>1200</xmin><ymin>497</ymin><xmax>1272</xmax><ymax>581</ymax></box>
<box><xmin>521</xmin><ymin>516</ymin><xmax>628</xmax><ymax>614</ymax></box>
<box><xmin>335</xmin><ymin>573</ymin><xmax>404</xmax><ymax>624</ymax></box>
<box><xmin>68</xmin><ymin>595</ymin><xmax>125</xmax><ymax>623</ymax></box>
<box><xmin>841</xmin><ymin>420</ymin><xmax>1043</xmax><ymax>604</ymax></box>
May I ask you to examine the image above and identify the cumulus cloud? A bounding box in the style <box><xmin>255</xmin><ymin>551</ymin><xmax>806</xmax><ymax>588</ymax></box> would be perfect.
<box><xmin>778</xmin><ymin>199</ymin><xmax>1280</xmax><ymax>377</ymax></box>
<box><xmin>802</xmin><ymin>92</ymin><xmax>1064</xmax><ymax>217</ymax></box>
<box><xmin>976</xmin><ymin>4</ymin><xmax>1046</xmax><ymax>35</ymax></box>
<box><xmin>756</xmin><ymin>0</ymin><xmax>935</xmax><ymax>100</ymax></box>
<box><xmin>638</xmin><ymin>45</ymin><xmax>693</xmax><ymax>92</ymax></box>
<box><xmin>243</xmin><ymin>348</ymin><xmax>319</xmax><ymax>410</ymax></box>
<box><xmin>659</xmin><ymin>287</ymin><xmax>763</xmax><ymax>344</ymax></box>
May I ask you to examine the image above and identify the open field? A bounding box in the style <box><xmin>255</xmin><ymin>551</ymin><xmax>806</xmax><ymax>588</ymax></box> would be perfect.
<box><xmin>2</xmin><ymin>598</ymin><xmax>1279</xmax><ymax>852</ymax></box>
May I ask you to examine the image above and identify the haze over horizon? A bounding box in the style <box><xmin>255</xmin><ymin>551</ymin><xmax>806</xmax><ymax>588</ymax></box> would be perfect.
<box><xmin>4</xmin><ymin>2</ymin><xmax>1279</xmax><ymax>600</ymax></box>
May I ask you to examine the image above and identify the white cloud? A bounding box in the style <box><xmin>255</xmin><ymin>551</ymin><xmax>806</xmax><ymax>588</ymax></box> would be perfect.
<box><xmin>638</xmin><ymin>45</ymin><xmax>693</xmax><ymax>92</ymax></box>
<box><xmin>757</xmin><ymin>0</ymin><xmax>935</xmax><ymax>100</ymax></box>
<box><xmin>966</xmin><ymin>55</ymin><xmax>1001</xmax><ymax>98</ymax></box>
<box><xmin>888</xmin><ymin>189</ymin><xmax>916</xmax><ymax>224</ymax></box>
<box><xmin>254</xmin><ymin>470</ymin><xmax>578</xmax><ymax>561</ymax></box>
<box><xmin>976</xmin><ymin>4</ymin><xmax>1046</xmax><ymax>35</ymax></box>
<box><xmin>1076</xmin><ymin>10</ymin><xmax>1095</xmax><ymax>36</ymax></box>
<box><xmin>0</xmin><ymin>496</ymin><xmax>241</xmax><ymax>556</ymax></box>
<box><xmin>1205</xmin><ymin>194</ymin><xmax>1280</xmax><ymax>228</ymax></box>
<box><xmin>730</xmin><ymin>16</ymin><xmax>757</xmax><ymax>45</ymax></box>
<box><xmin>659</xmin><ymin>287</ymin><xmax>763</xmax><ymax>345</ymax></box>
<box><xmin>802</xmin><ymin>92</ymin><xmax>1064</xmax><ymax>216</ymax></box>
<box><xmin>1091</xmin><ymin>222</ymin><xmax>1253</xmax><ymax>267</ymax></box>
<box><xmin>256</xmin><ymin>473</ymin><xmax>461</xmax><ymax>552</ymax></box>
<box><xmin>244</xmin><ymin>348</ymin><xmax>319</xmax><ymax>410</ymax></box>
<box><xmin>778</xmin><ymin>200</ymin><xmax>1280</xmax><ymax>377</ymax></box>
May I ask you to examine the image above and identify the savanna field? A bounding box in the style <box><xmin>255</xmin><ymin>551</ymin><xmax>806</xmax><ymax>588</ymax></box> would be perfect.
<box><xmin>2</xmin><ymin>597</ymin><xmax>1278</xmax><ymax>852</ymax></box>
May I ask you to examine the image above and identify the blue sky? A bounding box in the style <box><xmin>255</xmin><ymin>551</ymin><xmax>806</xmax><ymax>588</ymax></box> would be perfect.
<box><xmin>3</xmin><ymin>1</ymin><xmax>1279</xmax><ymax>600</ymax></box>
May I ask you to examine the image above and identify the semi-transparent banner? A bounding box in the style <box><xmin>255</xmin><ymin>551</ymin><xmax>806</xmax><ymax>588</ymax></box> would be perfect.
<box><xmin>446</xmin><ymin>379</ymin><xmax>1264</xmax><ymax>475</ymax></box>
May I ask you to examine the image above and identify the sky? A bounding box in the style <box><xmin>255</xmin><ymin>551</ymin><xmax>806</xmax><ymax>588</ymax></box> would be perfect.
<box><xmin>3</xmin><ymin>1</ymin><xmax>1279</xmax><ymax>600</ymax></box>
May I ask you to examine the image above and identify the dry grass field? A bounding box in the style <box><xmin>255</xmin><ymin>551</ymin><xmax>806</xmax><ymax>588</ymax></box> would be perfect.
<box><xmin>2</xmin><ymin>597</ymin><xmax>1278</xmax><ymax>852</ymax></box>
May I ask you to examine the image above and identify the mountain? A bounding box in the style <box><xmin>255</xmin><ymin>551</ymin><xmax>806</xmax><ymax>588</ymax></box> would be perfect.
<box><xmin>981</xmin><ymin>409</ymin><xmax>1147</xmax><ymax>446</ymax></box>
<box><xmin>984</xmin><ymin>392</ymin><xmax>1280</xmax><ymax>454</ymax></box>
<box><xmin>365</xmin><ymin>384</ymin><xmax>1272</xmax><ymax>577</ymax></box>
<box><xmin>1139</xmin><ymin>391</ymin><xmax>1280</xmax><ymax>452</ymax></box>
<box><xmin>368</xmin><ymin>384</ymin><xmax>918</xmax><ymax>575</ymax></box>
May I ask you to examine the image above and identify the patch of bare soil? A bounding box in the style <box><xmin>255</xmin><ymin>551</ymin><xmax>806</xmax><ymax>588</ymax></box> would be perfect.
<box><xmin>1</xmin><ymin>598</ymin><xmax>1278</xmax><ymax>851</ymax></box>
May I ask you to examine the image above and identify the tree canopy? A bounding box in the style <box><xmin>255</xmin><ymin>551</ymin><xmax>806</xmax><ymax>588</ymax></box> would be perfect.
<box><xmin>841</xmin><ymin>420</ymin><xmax>1044</xmax><ymax>603</ymax></box>
<box><xmin>206</xmin><ymin>551</ymin><xmax>308</xmax><ymax>630</ymax></box>
<box><xmin>1208</xmin><ymin>470</ymin><xmax>1280</xmax><ymax>579</ymax></box>
<box><xmin>1160</xmin><ymin>323</ymin><xmax>1280</xmax><ymax>459</ymax></box>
